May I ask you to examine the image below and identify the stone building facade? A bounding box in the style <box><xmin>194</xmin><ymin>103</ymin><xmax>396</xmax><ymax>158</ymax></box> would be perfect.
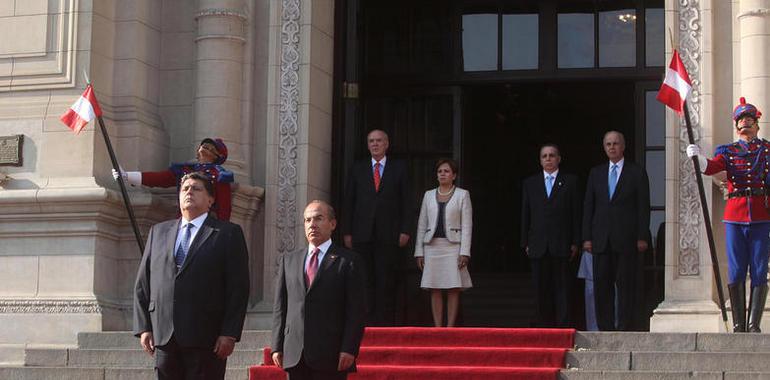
<box><xmin>0</xmin><ymin>0</ymin><xmax>767</xmax><ymax>364</ymax></box>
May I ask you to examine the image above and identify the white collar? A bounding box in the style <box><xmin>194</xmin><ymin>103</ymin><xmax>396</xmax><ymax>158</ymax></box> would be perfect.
<box><xmin>309</xmin><ymin>239</ymin><xmax>332</xmax><ymax>254</ymax></box>
<box><xmin>181</xmin><ymin>212</ymin><xmax>208</xmax><ymax>230</ymax></box>
<box><xmin>371</xmin><ymin>156</ymin><xmax>388</xmax><ymax>167</ymax></box>
<box><xmin>609</xmin><ymin>159</ymin><xmax>625</xmax><ymax>170</ymax></box>
<box><xmin>543</xmin><ymin>170</ymin><xmax>559</xmax><ymax>180</ymax></box>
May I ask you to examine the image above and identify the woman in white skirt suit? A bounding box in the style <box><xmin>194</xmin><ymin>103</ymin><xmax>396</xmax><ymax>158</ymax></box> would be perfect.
<box><xmin>414</xmin><ymin>158</ymin><xmax>473</xmax><ymax>327</ymax></box>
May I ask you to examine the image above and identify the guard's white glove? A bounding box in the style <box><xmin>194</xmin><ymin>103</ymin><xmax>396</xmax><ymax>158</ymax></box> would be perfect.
<box><xmin>686</xmin><ymin>144</ymin><xmax>708</xmax><ymax>173</ymax></box>
<box><xmin>111</xmin><ymin>167</ymin><xmax>142</xmax><ymax>186</ymax></box>
<box><xmin>686</xmin><ymin>144</ymin><xmax>699</xmax><ymax>157</ymax></box>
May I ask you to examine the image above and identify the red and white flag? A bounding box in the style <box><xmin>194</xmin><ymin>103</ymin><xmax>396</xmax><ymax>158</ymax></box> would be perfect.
<box><xmin>657</xmin><ymin>50</ymin><xmax>692</xmax><ymax>114</ymax></box>
<box><xmin>60</xmin><ymin>84</ymin><xmax>102</xmax><ymax>134</ymax></box>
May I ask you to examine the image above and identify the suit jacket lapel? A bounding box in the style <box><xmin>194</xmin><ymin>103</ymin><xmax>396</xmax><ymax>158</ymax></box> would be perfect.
<box><xmin>377</xmin><ymin>160</ymin><xmax>391</xmax><ymax>193</ymax></box>
<box><xmin>163</xmin><ymin>220</ymin><xmax>180</xmax><ymax>267</ymax></box>
<box><xmin>365</xmin><ymin>161</ymin><xmax>377</xmax><ymax>193</ymax></box>
<box><xmin>599</xmin><ymin>163</ymin><xmax>611</xmax><ymax>201</ymax></box>
<box><xmin>178</xmin><ymin>216</ymin><xmax>216</xmax><ymax>274</ymax></box>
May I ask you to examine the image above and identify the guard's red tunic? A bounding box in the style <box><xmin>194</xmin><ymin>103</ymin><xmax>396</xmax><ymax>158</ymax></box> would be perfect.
<box><xmin>704</xmin><ymin>138</ymin><xmax>770</xmax><ymax>224</ymax></box>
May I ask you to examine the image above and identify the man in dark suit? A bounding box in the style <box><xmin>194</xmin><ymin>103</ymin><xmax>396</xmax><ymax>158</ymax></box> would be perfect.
<box><xmin>582</xmin><ymin>131</ymin><xmax>650</xmax><ymax>331</ymax></box>
<box><xmin>272</xmin><ymin>200</ymin><xmax>367</xmax><ymax>380</ymax></box>
<box><xmin>133</xmin><ymin>172</ymin><xmax>250</xmax><ymax>380</ymax></box>
<box><xmin>342</xmin><ymin>129</ymin><xmax>413</xmax><ymax>325</ymax></box>
<box><xmin>521</xmin><ymin>144</ymin><xmax>580</xmax><ymax>327</ymax></box>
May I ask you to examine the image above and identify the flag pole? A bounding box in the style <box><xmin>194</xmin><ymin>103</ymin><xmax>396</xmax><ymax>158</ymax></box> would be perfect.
<box><xmin>682</xmin><ymin>100</ymin><xmax>729</xmax><ymax>329</ymax></box>
<box><xmin>87</xmin><ymin>81</ymin><xmax>145</xmax><ymax>255</ymax></box>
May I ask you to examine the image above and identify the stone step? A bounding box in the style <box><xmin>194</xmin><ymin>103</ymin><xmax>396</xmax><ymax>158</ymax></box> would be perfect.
<box><xmin>575</xmin><ymin>332</ymin><xmax>770</xmax><ymax>352</ymax></box>
<box><xmin>0</xmin><ymin>366</ymin><xmax>249</xmax><ymax>380</ymax></box>
<box><xmin>559</xmin><ymin>370</ymin><xmax>770</xmax><ymax>380</ymax></box>
<box><xmin>25</xmin><ymin>348</ymin><xmax>263</xmax><ymax>368</ymax></box>
<box><xmin>77</xmin><ymin>331</ymin><xmax>272</xmax><ymax>350</ymax></box>
<box><xmin>567</xmin><ymin>351</ymin><xmax>770</xmax><ymax>372</ymax></box>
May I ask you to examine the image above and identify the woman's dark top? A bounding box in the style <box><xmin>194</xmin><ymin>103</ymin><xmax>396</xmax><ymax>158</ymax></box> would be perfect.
<box><xmin>434</xmin><ymin>201</ymin><xmax>447</xmax><ymax>238</ymax></box>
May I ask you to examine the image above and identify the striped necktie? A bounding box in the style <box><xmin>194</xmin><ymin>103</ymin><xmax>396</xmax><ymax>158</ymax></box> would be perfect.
<box><xmin>373</xmin><ymin>162</ymin><xmax>381</xmax><ymax>191</ymax></box>
<box><xmin>175</xmin><ymin>223</ymin><xmax>193</xmax><ymax>268</ymax></box>
<box><xmin>609</xmin><ymin>164</ymin><xmax>618</xmax><ymax>199</ymax></box>
<box><xmin>305</xmin><ymin>247</ymin><xmax>320</xmax><ymax>286</ymax></box>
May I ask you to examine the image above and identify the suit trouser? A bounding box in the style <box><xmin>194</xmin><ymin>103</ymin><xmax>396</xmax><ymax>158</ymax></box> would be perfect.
<box><xmin>286</xmin><ymin>354</ymin><xmax>347</xmax><ymax>380</ymax></box>
<box><xmin>154</xmin><ymin>336</ymin><xmax>226</xmax><ymax>380</ymax></box>
<box><xmin>353</xmin><ymin>241</ymin><xmax>399</xmax><ymax>325</ymax></box>
<box><xmin>592</xmin><ymin>246</ymin><xmax>636</xmax><ymax>331</ymax></box>
<box><xmin>530</xmin><ymin>255</ymin><xmax>569</xmax><ymax>327</ymax></box>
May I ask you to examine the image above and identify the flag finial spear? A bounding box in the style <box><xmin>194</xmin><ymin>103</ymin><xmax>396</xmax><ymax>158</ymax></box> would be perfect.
<box><xmin>82</xmin><ymin>69</ymin><xmax>90</xmax><ymax>86</ymax></box>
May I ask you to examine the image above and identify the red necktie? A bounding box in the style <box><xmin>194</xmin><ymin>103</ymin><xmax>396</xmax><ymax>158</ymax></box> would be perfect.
<box><xmin>373</xmin><ymin>162</ymin><xmax>381</xmax><ymax>191</ymax></box>
<box><xmin>305</xmin><ymin>247</ymin><xmax>320</xmax><ymax>286</ymax></box>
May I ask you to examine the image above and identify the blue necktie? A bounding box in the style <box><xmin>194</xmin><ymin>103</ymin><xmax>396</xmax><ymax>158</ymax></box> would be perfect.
<box><xmin>175</xmin><ymin>224</ymin><xmax>193</xmax><ymax>268</ymax></box>
<box><xmin>608</xmin><ymin>164</ymin><xmax>618</xmax><ymax>199</ymax></box>
<box><xmin>546</xmin><ymin>175</ymin><xmax>554</xmax><ymax>197</ymax></box>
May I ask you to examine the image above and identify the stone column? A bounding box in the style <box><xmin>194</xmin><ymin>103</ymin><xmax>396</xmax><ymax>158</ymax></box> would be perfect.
<box><xmin>738</xmin><ymin>0</ymin><xmax>770</xmax><ymax>138</ymax></box>
<box><xmin>194</xmin><ymin>0</ymin><xmax>248</xmax><ymax>179</ymax></box>
<box><xmin>650</xmin><ymin>0</ymin><xmax>725</xmax><ymax>332</ymax></box>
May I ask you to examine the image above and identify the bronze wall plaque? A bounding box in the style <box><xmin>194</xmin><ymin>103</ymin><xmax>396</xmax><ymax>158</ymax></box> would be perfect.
<box><xmin>0</xmin><ymin>135</ymin><xmax>23</xmax><ymax>166</ymax></box>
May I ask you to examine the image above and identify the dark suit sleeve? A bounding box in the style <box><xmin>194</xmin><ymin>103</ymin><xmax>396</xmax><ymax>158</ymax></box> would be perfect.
<box><xmin>520</xmin><ymin>179</ymin><xmax>531</xmax><ymax>249</ymax></box>
<box><xmin>341</xmin><ymin>252</ymin><xmax>367</xmax><ymax>356</ymax></box>
<box><xmin>582</xmin><ymin>168</ymin><xmax>596</xmax><ymax>242</ymax></box>
<box><xmin>271</xmin><ymin>253</ymin><xmax>287</xmax><ymax>354</ymax></box>
<box><xmin>341</xmin><ymin>165</ymin><xmax>356</xmax><ymax>236</ymax></box>
<box><xmin>220</xmin><ymin>224</ymin><xmax>250</xmax><ymax>341</ymax></box>
<box><xmin>133</xmin><ymin>225</ymin><xmax>155</xmax><ymax>337</ymax></box>
<box><xmin>637</xmin><ymin>167</ymin><xmax>651</xmax><ymax>241</ymax></box>
<box><xmin>570</xmin><ymin>175</ymin><xmax>582</xmax><ymax>246</ymax></box>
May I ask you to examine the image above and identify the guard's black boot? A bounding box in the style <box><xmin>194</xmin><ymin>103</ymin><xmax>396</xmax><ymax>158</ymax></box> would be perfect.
<box><xmin>729</xmin><ymin>283</ymin><xmax>747</xmax><ymax>332</ymax></box>
<box><xmin>747</xmin><ymin>284</ymin><xmax>768</xmax><ymax>333</ymax></box>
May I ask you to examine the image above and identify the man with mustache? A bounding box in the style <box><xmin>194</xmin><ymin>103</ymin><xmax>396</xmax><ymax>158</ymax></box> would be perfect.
<box><xmin>687</xmin><ymin>97</ymin><xmax>770</xmax><ymax>332</ymax></box>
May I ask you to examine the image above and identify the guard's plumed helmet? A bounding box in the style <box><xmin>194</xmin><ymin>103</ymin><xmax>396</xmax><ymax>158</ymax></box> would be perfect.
<box><xmin>733</xmin><ymin>97</ymin><xmax>762</xmax><ymax>123</ymax></box>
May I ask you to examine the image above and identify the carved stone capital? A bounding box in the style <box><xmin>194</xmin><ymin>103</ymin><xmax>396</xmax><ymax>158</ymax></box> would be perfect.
<box><xmin>195</xmin><ymin>8</ymin><xmax>249</xmax><ymax>21</ymax></box>
<box><xmin>0</xmin><ymin>299</ymin><xmax>101</xmax><ymax>314</ymax></box>
<box><xmin>737</xmin><ymin>8</ymin><xmax>770</xmax><ymax>20</ymax></box>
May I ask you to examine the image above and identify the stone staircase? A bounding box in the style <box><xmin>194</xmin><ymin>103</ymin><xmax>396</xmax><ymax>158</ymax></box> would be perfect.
<box><xmin>0</xmin><ymin>331</ymin><xmax>270</xmax><ymax>380</ymax></box>
<box><xmin>5</xmin><ymin>330</ymin><xmax>770</xmax><ymax>379</ymax></box>
<box><xmin>461</xmin><ymin>273</ymin><xmax>535</xmax><ymax>327</ymax></box>
<box><xmin>561</xmin><ymin>331</ymin><xmax>770</xmax><ymax>379</ymax></box>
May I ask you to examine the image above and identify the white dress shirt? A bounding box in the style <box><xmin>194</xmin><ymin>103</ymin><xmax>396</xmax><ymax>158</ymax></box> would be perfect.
<box><xmin>371</xmin><ymin>156</ymin><xmax>387</xmax><ymax>177</ymax></box>
<box><xmin>305</xmin><ymin>238</ymin><xmax>332</xmax><ymax>273</ymax></box>
<box><xmin>174</xmin><ymin>212</ymin><xmax>208</xmax><ymax>253</ymax></box>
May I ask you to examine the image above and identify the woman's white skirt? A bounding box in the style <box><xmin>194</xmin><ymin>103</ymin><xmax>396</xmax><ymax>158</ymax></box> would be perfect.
<box><xmin>420</xmin><ymin>238</ymin><xmax>473</xmax><ymax>290</ymax></box>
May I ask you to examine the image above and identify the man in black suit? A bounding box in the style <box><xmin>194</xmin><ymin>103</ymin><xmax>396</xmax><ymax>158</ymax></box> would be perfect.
<box><xmin>582</xmin><ymin>131</ymin><xmax>650</xmax><ymax>331</ymax></box>
<box><xmin>272</xmin><ymin>200</ymin><xmax>367</xmax><ymax>380</ymax></box>
<box><xmin>133</xmin><ymin>172</ymin><xmax>250</xmax><ymax>379</ymax></box>
<box><xmin>342</xmin><ymin>129</ymin><xmax>413</xmax><ymax>325</ymax></box>
<box><xmin>521</xmin><ymin>144</ymin><xmax>580</xmax><ymax>327</ymax></box>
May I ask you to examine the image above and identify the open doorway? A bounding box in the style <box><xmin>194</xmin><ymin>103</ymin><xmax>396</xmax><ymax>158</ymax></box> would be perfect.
<box><xmin>462</xmin><ymin>81</ymin><xmax>637</xmax><ymax>273</ymax></box>
<box><xmin>459</xmin><ymin>81</ymin><xmax>638</xmax><ymax>327</ymax></box>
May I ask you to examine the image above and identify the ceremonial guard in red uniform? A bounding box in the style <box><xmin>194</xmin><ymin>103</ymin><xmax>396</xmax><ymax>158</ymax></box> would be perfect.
<box><xmin>687</xmin><ymin>97</ymin><xmax>769</xmax><ymax>332</ymax></box>
<box><xmin>114</xmin><ymin>138</ymin><xmax>234</xmax><ymax>221</ymax></box>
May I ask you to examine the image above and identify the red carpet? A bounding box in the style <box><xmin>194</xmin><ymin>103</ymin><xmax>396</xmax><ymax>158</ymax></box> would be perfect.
<box><xmin>249</xmin><ymin>327</ymin><xmax>574</xmax><ymax>380</ymax></box>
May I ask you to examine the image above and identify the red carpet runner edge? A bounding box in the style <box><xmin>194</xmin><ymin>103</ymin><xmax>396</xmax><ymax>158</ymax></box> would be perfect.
<box><xmin>249</xmin><ymin>327</ymin><xmax>575</xmax><ymax>380</ymax></box>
